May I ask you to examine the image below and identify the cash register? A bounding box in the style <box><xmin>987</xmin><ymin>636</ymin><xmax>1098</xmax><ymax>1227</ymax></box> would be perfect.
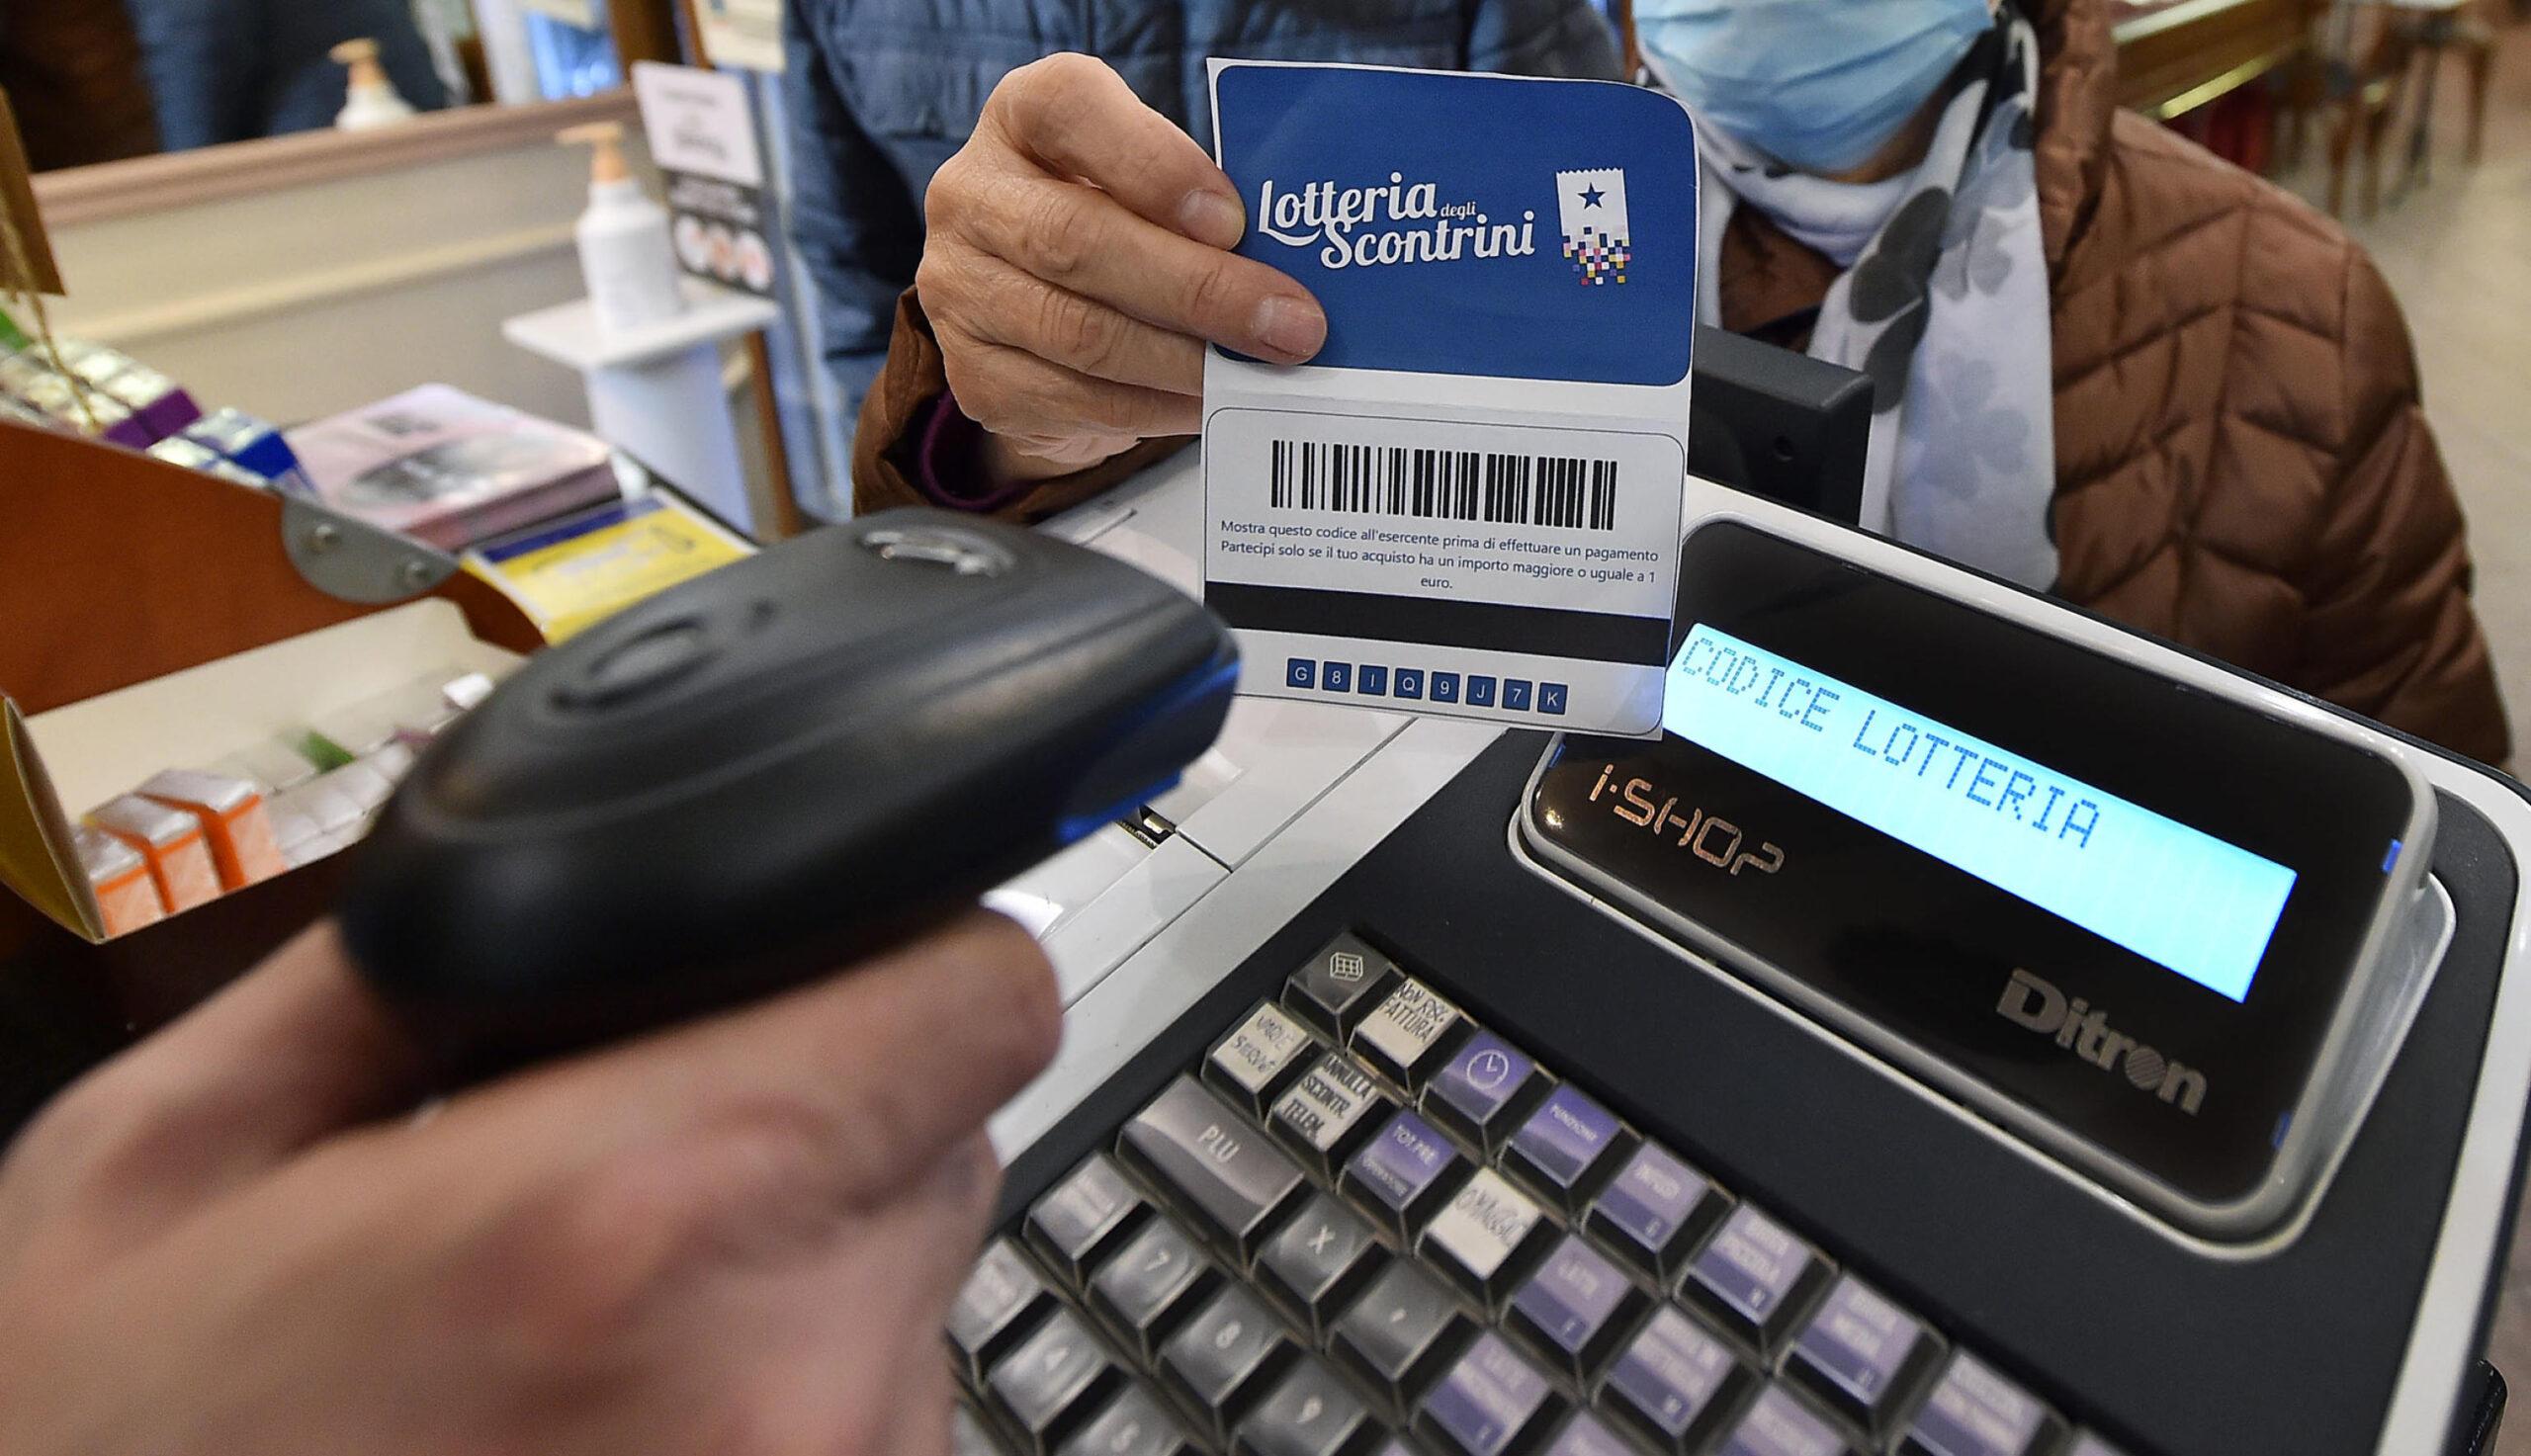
<box><xmin>956</xmin><ymin>427</ymin><xmax>2531</xmax><ymax>1456</ymax></box>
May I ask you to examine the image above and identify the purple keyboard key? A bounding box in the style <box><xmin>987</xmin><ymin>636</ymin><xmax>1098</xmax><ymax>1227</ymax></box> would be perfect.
<box><xmin>1506</xmin><ymin>1084</ymin><xmax>1626</xmax><ymax>1208</ymax></box>
<box><xmin>1787</xmin><ymin>1276</ymin><xmax>1935</xmax><ymax>1432</ymax></box>
<box><xmin>1900</xmin><ymin>1353</ymin><xmax>2062</xmax><ymax>1456</ymax></box>
<box><xmin>1541</xmin><ymin>1413</ymin><xmax>1634</xmax><ymax>1456</ymax></box>
<box><xmin>1507</xmin><ymin>1234</ymin><xmax>1637</xmax><ymax>1377</ymax></box>
<box><xmin>1418</xmin><ymin>1332</ymin><xmax>1556</xmax><ymax>1456</ymax></box>
<box><xmin>1603</xmin><ymin>1306</ymin><xmax>1744</xmax><ymax>1451</ymax></box>
<box><xmin>1587</xmin><ymin>1144</ymin><xmax>1723</xmax><ymax>1280</ymax></box>
<box><xmin>1686</xmin><ymin>1205</ymin><xmax>1824</xmax><ymax>1350</ymax></box>
<box><xmin>1716</xmin><ymin>1386</ymin><xmax>1853</xmax><ymax>1456</ymax></box>
<box><xmin>1342</xmin><ymin>1109</ymin><xmax>1465</xmax><ymax>1237</ymax></box>
<box><xmin>1424</xmin><ymin>1031</ymin><xmax>1542</xmax><ymax>1149</ymax></box>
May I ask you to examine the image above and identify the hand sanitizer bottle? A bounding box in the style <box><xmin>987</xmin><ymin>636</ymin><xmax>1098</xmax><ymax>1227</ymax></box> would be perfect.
<box><xmin>559</xmin><ymin>122</ymin><xmax>689</xmax><ymax>335</ymax></box>
<box><xmin>330</xmin><ymin>39</ymin><xmax>418</xmax><ymax>131</ymax></box>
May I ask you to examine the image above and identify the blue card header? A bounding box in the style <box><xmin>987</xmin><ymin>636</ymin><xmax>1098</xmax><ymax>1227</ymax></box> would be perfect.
<box><xmin>1214</xmin><ymin>64</ymin><xmax>1700</xmax><ymax>387</ymax></box>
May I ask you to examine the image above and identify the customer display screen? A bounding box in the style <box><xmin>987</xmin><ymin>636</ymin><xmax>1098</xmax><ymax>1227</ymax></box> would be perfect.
<box><xmin>1526</xmin><ymin>523</ymin><xmax>2420</xmax><ymax>1207</ymax></box>
<box><xmin>1664</xmin><ymin>625</ymin><xmax>2296</xmax><ymax>1004</ymax></box>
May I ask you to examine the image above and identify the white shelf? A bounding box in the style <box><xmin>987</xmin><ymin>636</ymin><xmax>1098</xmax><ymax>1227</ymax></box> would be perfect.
<box><xmin>501</xmin><ymin>277</ymin><xmax>780</xmax><ymax>371</ymax></box>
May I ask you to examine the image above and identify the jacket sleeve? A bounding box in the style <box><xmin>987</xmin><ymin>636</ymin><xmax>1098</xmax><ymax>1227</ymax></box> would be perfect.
<box><xmin>781</xmin><ymin>3</ymin><xmax>926</xmax><ymax>445</ymax></box>
<box><xmin>2297</xmin><ymin>251</ymin><xmax>2512</xmax><ymax>766</ymax></box>
<box><xmin>1465</xmin><ymin>0</ymin><xmax>1623</xmax><ymax>78</ymax></box>
<box><xmin>852</xmin><ymin>289</ymin><xmax>1190</xmax><ymax>520</ymax></box>
<box><xmin>122</xmin><ymin>0</ymin><xmax>253</xmax><ymax>150</ymax></box>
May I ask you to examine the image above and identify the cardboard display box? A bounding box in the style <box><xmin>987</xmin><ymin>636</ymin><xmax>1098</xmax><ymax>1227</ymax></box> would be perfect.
<box><xmin>0</xmin><ymin>423</ymin><xmax>542</xmax><ymax>1129</ymax></box>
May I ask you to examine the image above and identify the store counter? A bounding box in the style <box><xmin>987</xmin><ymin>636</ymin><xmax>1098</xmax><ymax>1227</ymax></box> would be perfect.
<box><xmin>964</xmin><ymin>445</ymin><xmax>2531</xmax><ymax>1456</ymax></box>
<box><xmin>986</xmin><ymin>453</ymin><xmax>1417</xmax><ymax>1008</ymax></box>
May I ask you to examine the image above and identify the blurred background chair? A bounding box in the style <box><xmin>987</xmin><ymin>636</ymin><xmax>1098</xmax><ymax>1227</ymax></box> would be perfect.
<box><xmin>2322</xmin><ymin>17</ymin><xmax>2417</xmax><ymax>214</ymax></box>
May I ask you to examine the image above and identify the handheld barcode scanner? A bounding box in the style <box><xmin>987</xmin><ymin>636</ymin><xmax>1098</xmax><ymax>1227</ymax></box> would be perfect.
<box><xmin>339</xmin><ymin>509</ymin><xmax>1239</xmax><ymax>1080</ymax></box>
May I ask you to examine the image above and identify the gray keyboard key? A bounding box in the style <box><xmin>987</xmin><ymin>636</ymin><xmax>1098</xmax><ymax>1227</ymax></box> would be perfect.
<box><xmin>1784</xmin><ymin>1276</ymin><xmax>1937</xmax><ymax>1436</ymax></box>
<box><xmin>1331</xmin><ymin>1259</ymin><xmax>1466</xmax><ymax>1409</ymax></box>
<box><xmin>1028</xmin><ymin>1155</ymin><xmax>1150</xmax><ymax>1287</ymax></box>
<box><xmin>1539</xmin><ymin>1412</ymin><xmax>1632</xmax><ymax>1456</ymax></box>
<box><xmin>1089</xmin><ymin>1217</ymin><xmax>1218</xmax><ymax>1363</ymax></box>
<box><xmin>1420</xmin><ymin>1167</ymin><xmax>1549</xmax><ymax>1308</ymax></box>
<box><xmin>1899</xmin><ymin>1352</ymin><xmax>2062</xmax><ymax>1456</ymax></box>
<box><xmin>1060</xmin><ymin>1385</ymin><xmax>1197</xmax><ymax>1456</ymax></box>
<box><xmin>1503</xmin><ymin>1085</ymin><xmax>1628</xmax><ymax>1212</ymax></box>
<box><xmin>1715</xmin><ymin>1385</ymin><xmax>1853</xmax><ymax>1456</ymax></box>
<box><xmin>1505</xmin><ymin>1234</ymin><xmax>1640</xmax><ymax>1382</ymax></box>
<box><xmin>1208</xmin><ymin>1002</ymin><xmax>1319</xmax><ymax>1115</ymax></box>
<box><xmin>1342</xmin><ymin>1109</ymin><xmax>1466</xmax><ymax>1240</ymax></box>
<box><xmin>1160</xmin><ymin>1285</ymin><xmax>1296</xmax><ymax>1441</ymax></box>
<box><xmin>1602</xmin><ymin>1306</ymin><xmax>1745</xmax><ymax>1453</ymax></box>
<box><xmin>1121</xmin><ymin>1075</ymin><xmax>1307</xmax><ymax>1260</ymax></box>
<box><xmin>1422</xmin><ymin>1030</ymin><xmax>1546</xmax><ymax>1153</ymax></box>
<box><xmin>955</xmin><ymin>1404</ymin><xmax>1005</xmax><ymax>1456</ymax></box>
<box><xmin>1234</xmin><ymin>1355</ymin><xmax>1375</xmax><ymax>1456</ymax></box>
<box><xmin>1416</xmin><ymin>1331</ymin><xmax>1557</xmax><ymax>1456</ymax></box>
<box><xmin>951</xmin><ymin>1239</ymin><xmax>1057</xmax><ymax>1387</ymax></box>
<box><xmin>1257</xmin><ymin>1191</ymin><xmax>1382</xmax><ymax>1337</ymax></box>
<box><xmin>1585</xmin><ymin>1144</ymin><xmax>1725</xmax><ymax>1283</ymax></box>
<box><xmin>1685</xmin><ymin>1205</ymin><xmax>1826</xmax><ymax>1352</ymax></box>
<box><xmin>2064</xmin><ymin>1434</ymin><xmax>2130</xmax><ymax>1456</ymax></box>
<box><xmin>1352</xmin><ymin>979</ymin><xmax>1469</xmax><ymax>1088</ymax></box>
<box><xmin>1286</xmin><ymin>932</ymin><xmax>1401</xmax><ymax>1039</ymax></box>
<box><xmin>989</xmin><ymin>1306</ymin><xmax>1124</xmax><ymax>1455</ymax></box>
<box><xmin>1271</xmin><ymin>1052</ymin><xmax>1397</xmax><ymax>1176</ymax></box>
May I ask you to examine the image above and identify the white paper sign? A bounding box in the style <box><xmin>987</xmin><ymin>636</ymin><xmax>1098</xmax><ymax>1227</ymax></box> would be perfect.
<box><xmin>632</xmin><ymin>61</ymin><xmax>764</xmax><ymax>188</ymax></box>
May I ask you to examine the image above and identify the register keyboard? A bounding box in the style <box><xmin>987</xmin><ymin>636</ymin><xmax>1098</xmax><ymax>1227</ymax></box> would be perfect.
<box><xmin>949</xmin><ymin>931</ymin><xmax>2126</xmax><ymax>1456</ymax></box>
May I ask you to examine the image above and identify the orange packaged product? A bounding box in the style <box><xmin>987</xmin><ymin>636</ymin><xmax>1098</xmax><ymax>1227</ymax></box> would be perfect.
<box><xmin>74</xmin><ymin>823</ymin><xmax>167</xmax><ymax>937</ymax></box>
<box><xmin>138</xmin><ymin>769</ymin><xmax>292</xmax><ymax>890</ymax></box>
<box><xmin>89</xmin><ymin>794</ymin><xmax>223</xmax><ymax>912</ymax></box>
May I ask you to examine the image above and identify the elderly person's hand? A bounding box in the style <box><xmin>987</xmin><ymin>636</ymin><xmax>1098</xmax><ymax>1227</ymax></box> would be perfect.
<box><xmin>917</xmin><ymin>53</ymin><xmax>1329</xmax><ymax>486</ymax></box>
<box><xmin>0</xmin><ymin>912</ymin><xmax>1058</xmax><ymax>1456</ymax></box>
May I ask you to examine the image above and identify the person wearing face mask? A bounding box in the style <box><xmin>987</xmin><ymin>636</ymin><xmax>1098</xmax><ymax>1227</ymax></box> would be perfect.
<box><xmin>848</xmin><ymin>0</ymin><xmax>2510</xmax><ymax>766</ymax></box>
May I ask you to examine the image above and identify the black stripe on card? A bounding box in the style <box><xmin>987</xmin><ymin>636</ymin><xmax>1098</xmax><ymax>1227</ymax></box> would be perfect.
<box><xmin>1206</xmin><ymin>583</ymin><xmax>1670</xmax><ymax>666</ymax></box>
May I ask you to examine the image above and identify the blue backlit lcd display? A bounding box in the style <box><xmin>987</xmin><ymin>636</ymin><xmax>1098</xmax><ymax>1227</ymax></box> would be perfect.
<box><xmin>1662</xmin><ymin>625</ymin><xmax>2296</xmax><ymax>1003</ymax></box>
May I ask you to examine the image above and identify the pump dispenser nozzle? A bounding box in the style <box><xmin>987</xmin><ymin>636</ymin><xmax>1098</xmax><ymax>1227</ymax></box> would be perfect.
<box><xmin>330</xmin><ymin>38</ymin><xmax>417</xmax><ymax>130</ymax></box>
<box><xmin>559</xmin><ymin>121</ymin><xmax>687</xmax><ymax>333</ymax></box>
<box><xmin>559</xmin><ymin>122</ymin><xmax>633</xmax><ymax>185</ymax></box>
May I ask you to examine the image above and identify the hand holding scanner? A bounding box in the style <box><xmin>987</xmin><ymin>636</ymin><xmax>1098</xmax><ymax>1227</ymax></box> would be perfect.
<box><xmin>340</xmin><ymin>509</ymin><xmax>1239</xmax><ymax>1078</ymax></box>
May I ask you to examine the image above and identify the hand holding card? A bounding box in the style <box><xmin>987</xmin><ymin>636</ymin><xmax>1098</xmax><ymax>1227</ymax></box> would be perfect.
<box><xmin>1200</xmin><ymin>62</ymin><xmax>1702</xmax><ymax>738</ymax></box>
<box><xmin>915</xmin><ymin>53</ymin><xmax>1330</xmax><ymax>486</ymax></box>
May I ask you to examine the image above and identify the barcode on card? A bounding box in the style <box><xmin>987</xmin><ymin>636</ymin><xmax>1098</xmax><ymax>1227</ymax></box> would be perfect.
<box><xmin>1266</xmin><ymin>439</ymin><xmax>1618</xmax><ymax>532</ymax></box>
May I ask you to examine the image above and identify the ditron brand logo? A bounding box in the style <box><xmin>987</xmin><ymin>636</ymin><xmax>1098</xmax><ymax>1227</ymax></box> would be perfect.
<box><xmin>1996</xmin><ymin>970</ymin><xmax>2207</xmax><ymax>1115</ymax></box>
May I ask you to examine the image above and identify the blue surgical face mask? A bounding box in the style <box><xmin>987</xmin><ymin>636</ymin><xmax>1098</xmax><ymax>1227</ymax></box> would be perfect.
<box><xmin>1636</xmin><ymin>0</ymin><xmax>1997</xmax><ymax>175</ymax></box>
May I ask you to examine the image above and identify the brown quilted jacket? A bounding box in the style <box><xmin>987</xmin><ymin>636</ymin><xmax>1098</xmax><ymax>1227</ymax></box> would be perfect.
<box><xmin>851</xmin><ymin>0</ymin><xmax>2511</xmax><ymax>763</ymax></box>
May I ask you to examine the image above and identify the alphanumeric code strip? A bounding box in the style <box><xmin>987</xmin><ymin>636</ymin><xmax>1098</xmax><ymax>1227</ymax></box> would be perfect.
<box><xmin>1266</xmin><ymin>439</ymin><xmax>1618</xmax><ymax>531</ymax></box>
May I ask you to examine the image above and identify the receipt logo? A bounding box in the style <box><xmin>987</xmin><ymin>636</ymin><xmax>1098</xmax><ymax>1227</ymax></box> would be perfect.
<box><xmin>1996</xmin><ymin>970</ymin><xmax>2207</xmax><ymax>1115</ymax></box>
<box><xmin>1556</xmin><ymin>168</ymin><xmax>1630</xmax><ymax>286</ymax></box>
